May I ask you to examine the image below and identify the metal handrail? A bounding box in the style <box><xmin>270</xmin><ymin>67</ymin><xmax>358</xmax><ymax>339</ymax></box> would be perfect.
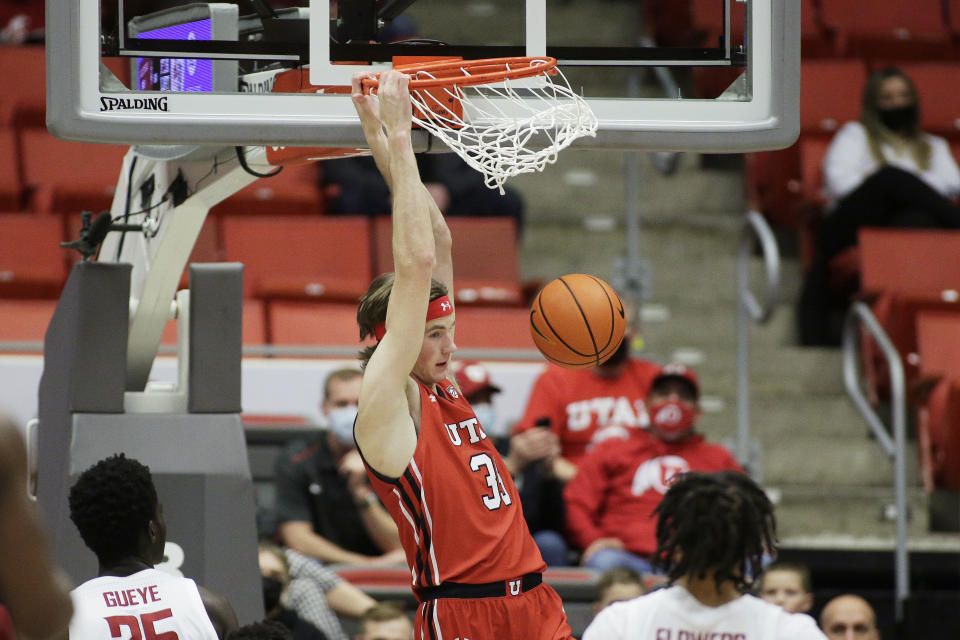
<box><xmin>735</xmin><ymin>210</ymin><xmax>780</xmax><ymax>472</ymax></box>
<box><xmin>841</xmin><ymin>301</ymin><xmax>909</xmax><ymax>621</ymax></box>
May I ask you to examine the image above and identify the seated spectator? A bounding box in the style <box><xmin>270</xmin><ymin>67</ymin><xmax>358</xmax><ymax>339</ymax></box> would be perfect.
<box><xmin>228</xmin><ymin>620</ymin><xmax>293</xmax><ymax>640</ymax></box>
<box><xmin>321</xmin><ymin>154</ymin><xmax>524</xmax><ymax>230</ymax></box>
<box><xmin>453</xmin><ymin>359</ymin><xmax>569</xmax><ymax>566</ymax></box>
<box><xmin>0</xmin><ymin>415</ymin><xmax>73</xmax><ymax>640</ymax></box>
<box><xmin>819</xmin><ymin>594</ymin><xmax>880</xmax><ymax>640</ymax></box>
<box><xmin>274</xmin><ymin>368</ymin><xmax>403</xmax><ymax>565</ymax></box>
<box><xmin>67</xmin><ymin>453</ymin><xmax>238</xmax><ymax>640</ymax></box>
<box><xmin>594</xmin><ymin>568</ymin><xmax>645</xmax><ymax>615</ymax></box>
<box><xmin>582</xmin><ymin>471</ymin><xmax>827</xmax><ymax>640</ymax></box>
<box><xmin>799</xmin><ymin>66</ymin><xmax>960</xmax><ymax>346</ymax></box>
<box><xmin>564</xmin><ymin>364</ymin><xmax>742</xmax><ymax>573</ymax></box>
<box><xmin>355</xmin><ymin>603</ymin><xmax>413</xmax><ymax>640</ymax></box>
<box><xmin>259</xmin><ymin>542</ymin><xmax>375</xmax><ymax>640</ymax></box>
<box><xmin>759</xmin><ymin>560</ymin><xmax>814</xmax><ymax>615</ymax></box>
<box><xmin>514</xmin><ymin>322</ymin><xmax>660</xmax><ymax>483</ymax></box>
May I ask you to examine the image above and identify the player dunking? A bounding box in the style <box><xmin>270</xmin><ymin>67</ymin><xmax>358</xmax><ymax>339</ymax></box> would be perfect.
<box><xmin>351</xmin><ymin>70</ymin><xmax>572</xmax><ymax>640</ymax></box>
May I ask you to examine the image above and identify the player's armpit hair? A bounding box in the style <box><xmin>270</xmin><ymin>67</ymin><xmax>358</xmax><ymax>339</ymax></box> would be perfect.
<box><xmin>652</xmin><ymin>470</ymin><xmax>775</xmax><ymax>594</ymax></box>
<box><xmin>356</xmin><ymin>273</ymin><xmax>448</xmax><ymax>366</ymax></box>
<box><xmin>68</xmin><ymin>453</ymin><xmax>158</xmax><ymax>564</ymax></box>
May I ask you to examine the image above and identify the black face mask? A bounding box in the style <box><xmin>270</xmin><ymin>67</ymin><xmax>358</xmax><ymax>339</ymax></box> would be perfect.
<box><xmin>599</xmin><ymin>336</ymin><xmax>630</xmax><ymax>369</ymax></box>
<box><xmin>262</xmin><ymin>576</ymin><xmax>285</xmax><ymax>612</ymax></box>
<box><xmin>878</xmin><ymin>104</ymin><xmax>918</xmax><ymax>132</ymax></box>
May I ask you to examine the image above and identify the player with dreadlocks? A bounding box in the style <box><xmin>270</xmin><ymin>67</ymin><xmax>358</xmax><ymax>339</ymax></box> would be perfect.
<box><xmin>68</xmin><ymin>453</ymin><xmax>238</xmax><ymax>640</ymax></box>
<box><xmin>583</xmin><ymin>471</ymin><xmax>827</xmax><ymax>639</ymax></box>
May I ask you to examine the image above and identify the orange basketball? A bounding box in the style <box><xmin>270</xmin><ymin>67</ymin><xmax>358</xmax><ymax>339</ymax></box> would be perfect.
<box><xmin>529</xmin><ymin>274</ymin><xmax>626</xmax><ymax>369</ymax></box>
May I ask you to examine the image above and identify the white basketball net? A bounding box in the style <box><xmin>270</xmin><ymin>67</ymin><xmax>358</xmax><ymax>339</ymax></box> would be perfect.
<box><xmin>404</xmin><ymin>59</ymin><xmax>598</xmax><ymax>193</ymax></box>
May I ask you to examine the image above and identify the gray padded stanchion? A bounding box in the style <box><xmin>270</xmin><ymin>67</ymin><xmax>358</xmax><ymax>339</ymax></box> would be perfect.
<box><xmin>188</xmin><ymin>263</ymin><xmax>243</xmax><ymax>413</ymax></box>
<box><xmin>37</xmin><ymin>261</ymin><xmax>263</xmax><ymax>623</ymax></box>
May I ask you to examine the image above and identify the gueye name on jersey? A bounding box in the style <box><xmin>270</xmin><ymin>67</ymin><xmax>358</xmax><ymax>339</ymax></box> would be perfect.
<box><xmin>657</xmin><ymin>630</ymin><xmax>746</xmax><ymax>640</ymax></box>
<box><xmin>444</xmin><ymin>417</ymin><xmax>487</xmax><ymax>446</ymax></box>
<box><xmin>102</xmin><ymin>585</ymin><xmax>161</xmax><ymax>608</ymax></box>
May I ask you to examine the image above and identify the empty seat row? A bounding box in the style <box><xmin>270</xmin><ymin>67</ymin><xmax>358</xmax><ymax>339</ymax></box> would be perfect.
<box><xmin>0</xmin><ymin>124</ymin><xmax>327</xmax><ymax>216</ymax></box>
<box><xmin>0</xmin><ymin>212</ymin><xmax>524</xmax><ymax>307</ymax></box>
<box><xmin>646</xmin><ymin>0</ymin><xmax>960</xmax><ymax>62</ymax></box>
<box><xmin>0</xmin><ymin>297</ymin><xmax>535</xmax><ymax>352</ymax></box>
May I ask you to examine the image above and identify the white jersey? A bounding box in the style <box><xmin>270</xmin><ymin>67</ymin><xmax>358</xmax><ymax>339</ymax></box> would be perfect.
<box><xmin>70</xmin><ymin>568</ymin><xmax>219</xmax><ymax>640</ymax></box>
<box><xmin>583</xmin><ymin>585</ymin><xmax>828</xmax><ymax>640</ymax></box>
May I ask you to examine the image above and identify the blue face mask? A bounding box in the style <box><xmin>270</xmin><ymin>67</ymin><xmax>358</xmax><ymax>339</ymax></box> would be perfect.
<box><xmin>327</xmin><ymin>406</ymin><xmax>359</xmax><ymax>446</ymax></box>
<box><xmin>472</xmin><ymin>402</ymin><xmax>503</xmax><ymax>439</ymax></box>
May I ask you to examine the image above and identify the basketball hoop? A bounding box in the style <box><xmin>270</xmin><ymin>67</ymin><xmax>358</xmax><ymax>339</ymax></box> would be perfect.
<box><xmin>362</xmin><ymin>57</ymin><xmax>598</xmax><ymax>193</ymax></box>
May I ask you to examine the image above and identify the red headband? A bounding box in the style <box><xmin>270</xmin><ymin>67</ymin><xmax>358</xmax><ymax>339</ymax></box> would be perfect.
<box><xmin>373</xmin><ymin>295</ymin><xmax>454</xmax><ymax>341</ymax></box>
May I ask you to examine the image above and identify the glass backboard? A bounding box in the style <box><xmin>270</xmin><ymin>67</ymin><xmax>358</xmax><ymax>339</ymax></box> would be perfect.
<box><xmin>46</xmin><ymin>0</ymin><xmax>799</xmax><ymax>152</ymax></box>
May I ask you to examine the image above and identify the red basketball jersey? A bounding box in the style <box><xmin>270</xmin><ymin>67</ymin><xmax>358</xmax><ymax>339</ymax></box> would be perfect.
<box><xmin>365</xmin><ymin>378</ymin><xmax>546</xmax><ymax>589</ymax></box>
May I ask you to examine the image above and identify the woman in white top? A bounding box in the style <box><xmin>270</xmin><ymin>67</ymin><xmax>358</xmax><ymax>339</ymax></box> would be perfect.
<box><xmin>582</xmin><ymin>471</ymin><xmax>827</xmax><ymax>640</ymax></box>
<box><xmin>798</xmin><ymin>67</ymin><xmax>960</xmax><ymax>345</ymax></box>
<box><xmin>818</xmin><ymin>67</ymin><xmax>960</xmax><ymax>259</ymax></box>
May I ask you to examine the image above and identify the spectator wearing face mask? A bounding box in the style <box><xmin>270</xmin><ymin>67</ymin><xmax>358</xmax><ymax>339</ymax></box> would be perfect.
<box><xmin>798</xmin><ymin>66</ymin><xmax>960</xmax><ymax>346</ymax></box>
<box><xmin>513</xmin><ymin>323</ymin><xmax>661</xmax><ymax>484</ymax></box>
<box><xmin>564</xmin><ymin>364</ymin><xmax>743</xmax><ymax>573</ymax></box>
<box><xmin>274</xmin><ymin>368</ymin><xmax>404</xmax><ymax>565</ymax></box>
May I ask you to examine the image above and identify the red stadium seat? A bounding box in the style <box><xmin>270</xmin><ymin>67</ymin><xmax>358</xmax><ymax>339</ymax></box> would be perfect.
<box><xmin>268</xmin><ymin>300</ymin><xmax>369</xmax><ymax>347</ymax></box>
<box><xmin>859</xmin><ymin>229</ymin><xmax>960</xmax><ymax>297</ymax></box>
<box><xmin>0</xmin><ymin>213</ymin><xmax>68</xmax><ymax>298</ymax></box>
<box><xmin>222</xmin><ymin>215</ymin><xmax>372</xmax><ymax>301</ymax></box>
<box><xmin>0</xmin><ymin>299</ymin><xmax>57</xmax><ymax>347</ymax></box>
<box><xmin>20</xmin><ymin>129</ymin><xmax>128</xmax><ymax>213</ymax></box>
<box><xmin>373</xmin><ymin>216</ymin><xmax>524</xmax><ymax>306</ymax></box>
<box><xmin>0</xmin><ymin>45</ymin><xmax>45</xmax><ymax>127</ymax></box>
<box><xmin>896</xmin><ymin>63</ymin><xmax>960</xmax><ymax>139</ymax></box>
<box><xmin>454</xmin><ymin>306</ymin><xmax>534</xmax><ymax>351</ymax></box>
<box><xmin>0</xmin><ymin>128</ymin><xmax>21</xmax><ymax>210</ymax></box>
<box><xmin>799</xmin><ymin>136</ymin><xmax>831</xmax><ymax>205</ymax></box>
<box><xmin>799</xmin><ymin>0</ymin><xmax>833</xmax><ymax>57</ymax></box>
<box><xmin>820</xmin><ymin>0</ymin><xmax>952</xmax><ymax>59</ymax></box>
<box><xmin>951</xmin><ymin>0</ymin><xmax>960</xmax><ymax>36</ymax></box>
<box><xmin>212</xmin><ymin>161</ymin><xmax>324</xmax><ymax>216</ymax></box>
<box><xmin>858</xmin><ymin>229</ymin><xmax>960</xmax><ymax>403</ymax></box>
<box><xmin>800</xmin><ymin>60</ymin><xmax>868</xmax><ymax>134</ymax></box>
<box><xmin>916</xmin><ymin>312</ymin><xmax>960</xmax><ymax>492</ymax></box>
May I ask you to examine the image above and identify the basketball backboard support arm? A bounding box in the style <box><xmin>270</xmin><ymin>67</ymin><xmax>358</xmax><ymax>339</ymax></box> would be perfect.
<box><xmin>95</xmin><ymin>145</ymin><xmax>282</xmax><ymax>391</ymax></box>
<box><xmin>49</xmin><ymin>0</ymin><xmax>798</xmax><ymax>152</ymax></box>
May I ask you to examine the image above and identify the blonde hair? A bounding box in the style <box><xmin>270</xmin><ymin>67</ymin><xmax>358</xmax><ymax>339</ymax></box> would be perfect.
<box><xmin>860</xmin><ymin>67</ymin><xmax>931</xmax><ymax>170</ymax></box>
<box><xmin>356</xmin><ymin>273</ymin><xmax>448</xmax><ymax>366</ymax></box>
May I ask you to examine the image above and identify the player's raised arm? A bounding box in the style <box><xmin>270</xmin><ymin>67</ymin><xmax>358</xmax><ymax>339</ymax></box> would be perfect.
<box><xmin>353</xmin><ymin>71</ymin><xmax>434</xmax><ymax>477</ymax></box>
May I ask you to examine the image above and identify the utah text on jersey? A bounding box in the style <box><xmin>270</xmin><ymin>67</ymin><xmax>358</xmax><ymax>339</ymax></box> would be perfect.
<box><xmin>565</xmin><ymin>396</ymin><xmax>649</xmax><ymax>431</ymax></box>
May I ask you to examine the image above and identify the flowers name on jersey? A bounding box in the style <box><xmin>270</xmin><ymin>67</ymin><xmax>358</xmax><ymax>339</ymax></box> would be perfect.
<box><xmin>631</xmin><ymin>455</ymin><xmax>690</xmax><ymax>495</ymax></box>
<box><xmin>566</xmin><ymin>396</ymin><xmax>649</xmax><ymax>433</ymax></box>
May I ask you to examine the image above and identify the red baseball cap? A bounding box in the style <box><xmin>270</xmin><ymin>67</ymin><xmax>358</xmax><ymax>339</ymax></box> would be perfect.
<box><xmin>452</xmin><ymin>360</ymin><xmax>502</xmax><ymax>398</ymax></box>
<box><xmin>652</xmin><ymin>363</ymin><xmax>700</xmax><ymax>395</ymax></box>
